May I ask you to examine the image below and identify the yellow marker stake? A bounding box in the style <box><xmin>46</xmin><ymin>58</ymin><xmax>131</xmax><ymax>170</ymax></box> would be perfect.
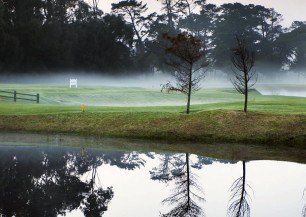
<box><xmin>81</xmin><ymin>147</ymin><xmax>85</xmax><ymax>156</ymax></box>
<box><xmin>82</xmin><ymin>104</ymin><xmax>85</xmax><ymax>112</ymax></box>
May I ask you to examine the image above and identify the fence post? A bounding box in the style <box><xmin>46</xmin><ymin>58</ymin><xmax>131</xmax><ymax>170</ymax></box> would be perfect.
<box><xmin>37</xmin><ymin>94</ymin><xmax>39</xmax><ymax>104</ymax></box>
<box><xmin>14</xmin><ymin>91</ymin><xmax>16</xmax><ymax>102</ymax></box>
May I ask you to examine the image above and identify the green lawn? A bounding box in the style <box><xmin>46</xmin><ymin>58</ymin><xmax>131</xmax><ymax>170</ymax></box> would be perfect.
<box><xmin>0</xmin><ymin>84</ymin><xmax>306</xmax><ymax>147</ymax></box>
<box><xmin>0</xmin><ymin>84</ymin><xmax>306</xmax><ymax>114</ymax></box>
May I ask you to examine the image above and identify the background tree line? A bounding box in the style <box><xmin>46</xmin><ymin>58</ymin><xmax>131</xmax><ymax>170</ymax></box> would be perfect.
<box><xmin>0</xmin><ymin>0</ymin><xmax>305</xmax><ymax>75</ymax></box>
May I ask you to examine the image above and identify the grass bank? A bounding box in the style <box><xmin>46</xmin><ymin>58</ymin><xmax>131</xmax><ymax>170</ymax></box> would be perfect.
<box><xmin>0</xmin><ymin>84</ymin><xmax>306</xmax><ymax>147</ymax></box>
<box><xmin>0</xmin><ymin>109</ymin><xmax>306</xmax><ymax>146</ymax></box>
<box><xmin>1</xmin><ymin>132</ymin><xmax>306</xmax><ymax>164</ymax></box>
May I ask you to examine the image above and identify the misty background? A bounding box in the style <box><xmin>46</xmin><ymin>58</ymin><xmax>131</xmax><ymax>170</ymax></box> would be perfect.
<box><xmin>0</xmin><ymin>0</ymin><xmax>305</xmax><ymax>100</ymax></box>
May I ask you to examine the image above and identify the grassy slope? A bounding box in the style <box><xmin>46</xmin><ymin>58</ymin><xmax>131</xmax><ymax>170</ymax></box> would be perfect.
<box><xmin>1</xmin><ymin>110</ymin><xmax>305</xmax><ymax>145</ymax></box>
<box><xmin>0</xmin><ymin>84</ymin><xmax>306</xmax><ymax>146</ymax></box>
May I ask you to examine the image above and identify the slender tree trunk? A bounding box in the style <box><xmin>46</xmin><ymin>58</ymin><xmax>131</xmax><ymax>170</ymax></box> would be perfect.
<box><xmin>186</xmin><ymin>67</ymin><xmax>192</xmax><ymax>114</ymax></box>
<box><xmin>244</xmin><ymin>90</ymin><xmax>248</xmax><ymax>113</ymax></box>
<box><xmin>237</xmin><ymin>161</ymin><xmax>246</xmax><ymax>215</ymax></box>
<box><xmin>186</xmin><ymin>153</ymin><xmax>190</xmax><ymax>210</ymax></box>
<box><xmin>244</xmin><ymin>72</ymin><xmax>248</xmax><ymax>113</ymax></box>
<box><xmin>130</xmin><ymin>15</ymin><xmax>144</xmax><ymax>55</ymax></box>
<box><xmin>186</xmin><ymin>91</ymin><xmax>191</xmax><ymax>114</ymax></box>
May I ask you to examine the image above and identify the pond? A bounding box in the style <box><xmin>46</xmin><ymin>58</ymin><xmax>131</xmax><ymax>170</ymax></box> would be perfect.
<box><xmin>0</xmin><ymin>145</ymin><xmax>305</xmax><ymax>217</ymax></box>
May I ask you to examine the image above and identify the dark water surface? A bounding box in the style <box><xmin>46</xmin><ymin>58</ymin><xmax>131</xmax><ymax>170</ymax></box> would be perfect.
<box><xmin>0</xmin><ymin>145</ymin><xmax>305</xmax><ymax>217</ymax></box>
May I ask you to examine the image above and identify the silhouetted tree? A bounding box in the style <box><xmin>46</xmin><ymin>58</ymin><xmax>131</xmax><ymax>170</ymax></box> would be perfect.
<box><xmin>150</xmin><ymin>154</ymin><xmax>175</xmax><ymax>182</ymax></box>
<box><xmin>0</xmin><ymin>147</ymin><xmax>149</xmax><ymax>216</ymax></box>
<box><xmin>157</xmin><ymin>0</ymin><xmax>181</xmax><ymax>28</ymax></box>
<box><xmin>178</xmin><ymin>3</ymin><xmax>215</xmax><ymax>42</ymax></box>
<box><xmin>82</xmin><ymin>155</ymin><xmax>114</xmax><ymax>216</ymax></box>
<box><xmin>0</xmin><ymin>147</ymin><xmax>91</xmax><ymax>216</ymax></box>
<box><xmin>302</xmin><ymin>187</ymin><xmax>306</xmax><ymax>217</ymax></box>
<box><xmin>277</xmin><ymin>23</ymin><xmax>306</xmax><ymax>73</ymax></box>
<box><xmin>179</xmin><ymin>0</ymin><xmax>204</xmax><ymax>16</ymax></box>
<box><xmin>150</xmin><ymin>153</ymin><xmax>205</xmax><ymax>217</ymax></box>
<box><xmin>111</xmin><ymin>0</ymin><xmax>155</xmax><ymax>55</ymax></box>
<box><xmin>109</xmin><ymin>151</ymin><xmax>145</xmax><ymax>170</ymax></box>
<box><xmin>2</xmin><ymin>0</ymin><xmax>305</xmax><ymax>76</ymax></box>
<box><xmin>230</xmin><ymin>35</ymin><xmax>257</xmax><ymax>113</ymax></box>
<box><xmin>161</xmin><ymin>154</ymin><xmax>205</xmax><ymax>217</ymax></box>
<box><xmin>227</xmin><ymin>161</ymin><xmax>251</xmax><ymax>217</ymax></box>
<box><xmin>87</xmin><ymin>0</ymin><xmax>102</xmax><ymax>19</ymax></box>
<box><xmin>253</xmin><ymin>6</ymin><xmax>284</xmax><ymax>73</ymax></box>
<box><xmin>161</xmin><ymin>32</ymin><xmax>208</xmax><ymax>114</ymax></box>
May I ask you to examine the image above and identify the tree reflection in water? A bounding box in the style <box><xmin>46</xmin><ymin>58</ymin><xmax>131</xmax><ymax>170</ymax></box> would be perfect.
<box><xmin>79</xmin><ymin>149</ymin><xmax>145</xmax><ymax>216</ymax></box>
<box><xmin>79</xmin><ymin>149</ymin><xmax>113</xmax><ymax>216</ymax></box>
<box><xmin>228</xmin><ymin>161</ymin><xmax>252</xmax><ymax>217</ymax></box>
<box><xmin>302</xmin><ymin>187</ymin><xmax>306</xmax><ymax>217</ymax></box>
<box><xmin>150</xmin><ymin>153</ymin><xmax>205</xmax><ymax>217</ymax></box>
<box><xmin>0</xmin><ymin>146</ymin><xmax>145</xmax><ymax>217</ymax></box>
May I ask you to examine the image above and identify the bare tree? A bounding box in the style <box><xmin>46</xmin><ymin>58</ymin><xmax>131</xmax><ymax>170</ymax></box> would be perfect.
<box><xmin>160</xmin><ymin>153</ymin><xmax>205</xmax><ymax>217</ymax></box>
<box><xmin>161</xmin><ymin>32</ymin><xmax>208</xmax><ymax>114</ymax></box>
<box><xmin>230</xmin><ymin>35</ymin><xmax>257</xmax><ymax>113</ymax></box>
<box><xmin>228</xmin><ymin>161</ymin><xmax>252</xmax><ymax>217</ymax></box>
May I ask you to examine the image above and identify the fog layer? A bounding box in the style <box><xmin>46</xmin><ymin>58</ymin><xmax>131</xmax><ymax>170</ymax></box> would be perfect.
<box><xmin>0</xmin><ymin>70</ymin><xmax>305</xmax><ymax>107</ymax></box>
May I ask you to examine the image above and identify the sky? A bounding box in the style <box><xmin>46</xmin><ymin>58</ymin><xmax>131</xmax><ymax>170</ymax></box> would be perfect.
<box><xmin>99</xmin><ymin>0</ymin><xmax>306</xmax><ymax>27</ymax></box>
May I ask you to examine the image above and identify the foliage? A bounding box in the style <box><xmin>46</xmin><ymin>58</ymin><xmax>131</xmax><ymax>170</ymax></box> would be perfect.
<box><xmin>0</xmin><ymin>0</ymin><xmax>135</xmax><ymax>72</ymax></box>
<box><xmin>0</xmin><ymin>1</ymin><xmax>305</xmax><ymax>74</ymax></box>
<box><xmin>111</xmin><ymin>0</ymin><xmax>156</xmax><ymax>56</ymax></box>
<box><xmin>277</xmin><ymin>23</ymin><xmax>306</xmax><ymax>72</ymax></box>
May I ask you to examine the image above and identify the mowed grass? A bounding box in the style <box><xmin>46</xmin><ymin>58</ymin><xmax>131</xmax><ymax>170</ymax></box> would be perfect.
<box><xmin>0</xmin><ymin>83</ymin><xmax>306</xmax><ymax>114</ymax></box>
<box><xmin>0</xmin><ymin>84</ymin><xmax>244</xmax><ymax>107</ymax></box>
<box><xmin>0</xmin><ymin>84</ymin><xmax>306</xmax><ymax>146</ymax></box>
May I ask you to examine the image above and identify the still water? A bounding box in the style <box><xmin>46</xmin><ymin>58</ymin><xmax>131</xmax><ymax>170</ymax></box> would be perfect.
<box><xmin>0</xmin><ymin>145</ymin><xmax>305</xmax><ymax>217</ymax></box>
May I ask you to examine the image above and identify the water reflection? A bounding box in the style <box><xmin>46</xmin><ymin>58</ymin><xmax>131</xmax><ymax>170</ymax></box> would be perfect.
<box><xmin>80</xmin><ymin>149</ymin><xmax>113</xmax><ymax>216</ymax></box>
<box><xmin>0</xmin><ymin>146</ymin><xmax>304</xmax><ymax>217</ymax></box>
<box><xmin>228</xmin><ymin>161</ymin><xmax>251</xmax><ymax>217</ymax></box>
<box><xmin>151</xmin><ymin>153</ymin><xmax>205</xmax><ymax>216</ymax></box>
<box><xmin>0</xmin><ymin>147</ymin><xmax>91</xmax><ymax>216</ymax></box>
<box><xmin>0</xmin><ymin>146</ymin><xmax>145</xmax><ymax>216</ymax></box>
<box><xmin>303</xmin><ymin>188</ymin><xmax>306</xmax><ymax>217</ymax></box>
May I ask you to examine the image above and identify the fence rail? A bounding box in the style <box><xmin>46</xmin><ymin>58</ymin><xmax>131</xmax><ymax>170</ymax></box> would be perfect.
<box><xmin>0</xmin><ymin>90</ymin><xmax>39</xmax><ymax>103</ymax></box>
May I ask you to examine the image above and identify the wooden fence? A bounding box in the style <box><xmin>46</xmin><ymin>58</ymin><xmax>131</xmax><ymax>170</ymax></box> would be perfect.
<box><xmin>0</xmin><ymin>90</ymin><xmax>39</xmax><ymax>103</ymax></box>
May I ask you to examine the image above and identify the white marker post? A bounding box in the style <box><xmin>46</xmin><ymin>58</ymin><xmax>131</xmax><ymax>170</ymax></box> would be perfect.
<box><xmin>70</xmin><ymin>79</ymin><xmax>77</xmax><ymax>88</ymax></box>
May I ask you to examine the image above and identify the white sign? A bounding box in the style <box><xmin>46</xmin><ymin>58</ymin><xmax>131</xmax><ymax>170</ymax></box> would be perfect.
<box><xmin>70</xmin><ymin>79</ymin><xmax>77</xmax><ymax>88</ymax></box>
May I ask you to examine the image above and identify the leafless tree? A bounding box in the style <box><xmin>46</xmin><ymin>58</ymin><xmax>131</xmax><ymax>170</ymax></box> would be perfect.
<box><xmin>161</xmin><ymin>32</ymin><xmax>208</xmax><ymax>114</ymax></box>
<box><xmin>160</xmin><ymin>153</ymin><xmax>205</xmax><ymax>217</ymax></box>
<box><xmin>230</xmin><ymin>35</ymin><xmax>257</xmax><ymax>113</ymax></box>
<box><xmin>228</xmin><ymin>161</ymin><xmax>252</xmax><ymax>217</ymax></box>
